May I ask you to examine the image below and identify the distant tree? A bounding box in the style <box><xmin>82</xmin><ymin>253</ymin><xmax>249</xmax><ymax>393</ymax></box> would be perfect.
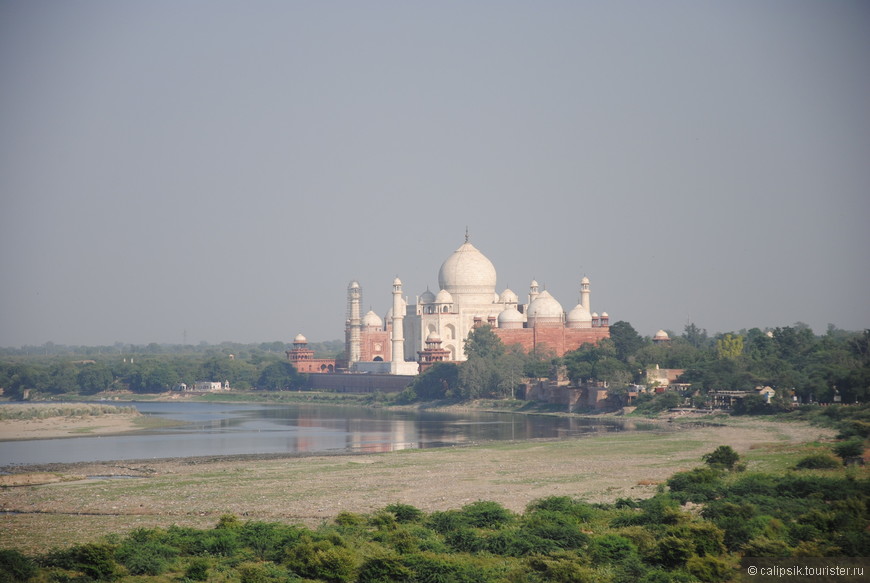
<box><xmin>715</xmin><ymin>333</ymin><xmax>744</xmax><ymax>360</ymax></box>
<box><xmin>411</xmin><ymin>362</ymin><xmax>460</xmax><ymax>400</ymax></box>
<box><xmin>76</xmin><ymin>363</ymin><xmax>113</xmax><ymax>394</ymax></box>
<box><xmin>256</xmin><ymin>361</ymin><xmax>299</xmax><ymax>390</ymax></box>
<box><xmin>609</xmin><ymin>321</ymin><xmax>644</xmax><ymax>361</ymax></box>
<box><xmin>683</xmin><ymin>322</ymin><xmax>709</xmax><ymax>349</ymax></box>
<box><xmin>463</xmin><ymin>325</ymin><xmax>505</xmax><ymax>360</ymax></box>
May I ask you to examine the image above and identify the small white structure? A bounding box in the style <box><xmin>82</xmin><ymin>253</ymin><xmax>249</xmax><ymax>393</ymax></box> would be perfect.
<box><xmin>194</xmin><ymin>381</ymin><xmax>226</xmax><ymax>392</ymax></box>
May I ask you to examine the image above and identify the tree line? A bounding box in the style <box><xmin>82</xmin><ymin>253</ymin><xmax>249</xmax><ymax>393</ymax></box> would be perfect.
<box><xmin>402</xmin><ymin>322</ymin><xmax>869</xmax><ymax>407</ymax></box>
<box><xmin>0</xmin><ymin>352</ymin><xmax>306</xmax><ymax>399</ymax></box>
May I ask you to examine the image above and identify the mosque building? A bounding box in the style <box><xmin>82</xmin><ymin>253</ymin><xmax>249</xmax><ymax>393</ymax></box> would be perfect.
<box><xmin>345</xmin><ymin>236</ymin><xmax>610</xmax><ymax>375</ymax></box>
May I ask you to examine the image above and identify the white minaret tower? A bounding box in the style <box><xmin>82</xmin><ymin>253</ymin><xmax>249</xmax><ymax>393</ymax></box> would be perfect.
<box><xmin>529</xmin><ymin>279</ymin><xmax>540</xmax><ymax>305</ymax></box>
<box><xmin>580</xmin><ymin>276</ymin><xmax>591</xmax><ymax>313</ymax></box>
<box><xmin>391</xmin><ymin>277</ymin><xmax>405</xmax><ymax>373</ymax></box>
<box><xmin>347</xmin><ymin>281</ymin><xmax>362</xmax><ymax>364</ymax></box>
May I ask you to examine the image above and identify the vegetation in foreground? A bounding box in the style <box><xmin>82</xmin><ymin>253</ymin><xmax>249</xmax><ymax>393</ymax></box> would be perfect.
<box><xmin>2</xmin><ymin>446</ymin><xmax>867</xmax><ymax>583</ymax></box>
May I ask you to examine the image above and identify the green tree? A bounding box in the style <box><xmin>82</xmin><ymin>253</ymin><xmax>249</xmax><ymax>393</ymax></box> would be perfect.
<box><xmin>256</xmin><ymin>361</ymin><xmax>299</xmax><ymax>390</ymax></box>
<box><xmin>702</xmin><ymin>446</ymin><xmax>740</xmax><ymax>470</ymax></box>
<box><xmin>715</xmin><ymin>333</ymin><xmax>744</xmax><ymax>360</ymax></box>
<box><xmin>463</xmin><ymin>325</ymin><xmax>505</xmax><ymax>360</ymax></box>
<box><xmin>77</xmin><ymin>363</ymin><xmax>114</xmax><ymax>394</ymax></box>
<box><xmin>609</xmin><ymin>321</ymin><xmax>645</xmax><ymax>361</ymax></box>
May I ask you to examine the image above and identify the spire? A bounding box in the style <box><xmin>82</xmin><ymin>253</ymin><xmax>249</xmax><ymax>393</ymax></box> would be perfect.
<box><xmin>465</xmin><ymin>226</ymin><xmax>469</xmax><ymax>243</ymax></box>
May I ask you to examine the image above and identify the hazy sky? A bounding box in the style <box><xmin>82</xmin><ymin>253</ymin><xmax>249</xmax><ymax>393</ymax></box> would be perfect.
<box><xmin>1</xmin><ymin>1</ymin><xmax>869</xmax><ymax>347</ymax></box>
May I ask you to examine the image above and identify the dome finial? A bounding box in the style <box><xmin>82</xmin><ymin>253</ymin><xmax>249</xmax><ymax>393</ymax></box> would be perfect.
<box><xmin>465</xmin><ymin>226</ymin><xmax>469</xmax><ymax>243</ymax></box>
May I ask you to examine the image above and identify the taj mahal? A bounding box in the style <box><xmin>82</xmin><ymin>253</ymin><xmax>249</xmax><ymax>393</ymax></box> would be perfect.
<box><xmin>338</xmin><ymin>235</ymin><xmax>611</xmax><ymax>375</ymax></box>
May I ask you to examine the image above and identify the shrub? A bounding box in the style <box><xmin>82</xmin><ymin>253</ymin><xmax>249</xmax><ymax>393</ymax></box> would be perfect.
<box><xmin>385</xmin><ymin>502</ymin><xmax>424</xmax><ymax>523</ymax></box>
<box><xmin>526</xmin><ymin>496</ymin><xmax>595</xmax><ymax>522</ymax></box>
<box><xmin>358</xmin><ymin>555</ymin><xmax>414</xmax><ymax>583</ymax></box>
<box><xmin>702</xmin><ymin>445</ymin><xmax>740</xmax><ymax>470</ymax></box>
<box><xmin>667</xmin><ymin>468</ymin><xmax>724</xmax><ymax>502</ymax></box>
<box><xmin>590</xmin><ymin>533</ymin><xmax>638</xmax><ymax>565</ymax></box>
<box><xmin>795</xmin><ymin>453</ymin><xmax>841</xmax><ymax>470</ymax></box>
<box><xmin>184</xmin><ymin>557</ymin><xmax>211</xmax><ymax>581</ymax></box>
<box><xmin>283</xmin><ymin>536</ymin><xmax>358</xmax><ymax>583</ymax></box>
<box><xmin>521</xmin><ymin>510</ymin><xmax>589</xmax><ymax>550</ymax></box>
<box><xmin>833</xmin><ymin>437</ymin><xmax>865</xmax><ymax>461</ymax></box>
<box><xmin>0</xmin><ymin>549</ymin><xmax>36</xmax><ymax>583</ymax></box>
<box><xmin>115</xmin><ymin>539</ymin><xmax>178</xmax><ymax>576</ymax></box>
<box><xmin>459</xmin><ymin>500</ymin><xmax>515</xmax><ymax>529</ymax></box>
<box><xmin>72</xmin><ymin>543</ymin><xmax>120</xmax><ymax>581</ymax></box>
<box><xmin>686</xmin><ymin>555</ymin><xmax>732</xmax><ymax>582</ymax></box>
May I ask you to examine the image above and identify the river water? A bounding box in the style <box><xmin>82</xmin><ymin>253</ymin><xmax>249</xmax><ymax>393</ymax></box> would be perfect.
<box><xmin>0</xmin><ymin>401</ymin><xmax>660</xmax><ymax>465</ymax></box>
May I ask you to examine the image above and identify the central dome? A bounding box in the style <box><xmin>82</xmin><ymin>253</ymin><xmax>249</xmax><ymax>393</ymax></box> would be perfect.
<box><xmin>437</xmin><ymin>241</ymin><xmax>497</xmax><ymax>297</ymax></box>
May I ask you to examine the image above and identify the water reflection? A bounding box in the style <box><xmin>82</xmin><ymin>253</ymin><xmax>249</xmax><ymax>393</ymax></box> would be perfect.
<box><xmin>0</xmin><ymin>402</ymin><xmax>661</xmax><ymax>465</ymax></box>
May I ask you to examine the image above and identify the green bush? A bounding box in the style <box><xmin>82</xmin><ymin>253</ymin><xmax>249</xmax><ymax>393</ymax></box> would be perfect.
<box><xmin>459</xmin><ymin>500</ymin><xmax>515</xmax><ymax>529</ymax></box>
<box><xmin>833</xmin><ymin>437</ymin><xmax>865</xmax><ymax>460</ymax></box>
<box><xmin>283</xmin><ymin>536</ymin><xmax>357</xmax><ymax>583</ymax></box>
<box><xmin>526</xmin><ymin>496</ymin><xmax>595</xmax><ymax>522</ymax></box>
<box><xmin>795</xmin><ymin>453</ymin><xmax>842</xmax><ymax>469</ymax></box>
<box><xmin>590</xmin><ymin>533</ymin><xmax>638</xmax><ymax>564</ymax></box>
<box><xmin>115</xmin><ymin>538</ymin><xmax>177</xmax><ymax>575</ymax></box>
<box><xmin>685</xmin><ymin>555</ymin><xmax>732</xmax><ymax>582</ymax></box>
<box><xmin>0</xmin><ymin>549</ymin><xmax>36</xmax><ymax>583</ymax></box>
<box><xmin>385</xmin><ymin>502</ymin><xmax>424</xmax><ymax>523</ymax></box>
<box><xmin>667</xmin><ymin>468</ymin><xmax>724</xmax><ymax>502</ymax></box>
<box><xmin>183</xmin><ymin>557</ymin><xmax>211</xmax><ymax>581</ymax></box>
<box><xmin>701</xmin><ymin>445</ymin><xmax>740</xmax><ymax>470</ymax></box>
<box><xmin>72</xmin><ymin>543</ymin><xmax>120</xmax><ymax>581</ymax></box>
<box><xmin>358</xmin><ymin>555</ymin><xmax>414</xmax><ymax>583</ymax></box>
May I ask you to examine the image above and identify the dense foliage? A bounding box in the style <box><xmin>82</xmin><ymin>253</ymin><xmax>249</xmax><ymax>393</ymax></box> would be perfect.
<box><xmin>0</xmin><ymin>348</ymin><xmax>309</xmax><ymax>398</ymax></box>
<box><xmin>3</xmin><ymin>451</ymin><xmax>867</xmax><ymax>583</ymax></box>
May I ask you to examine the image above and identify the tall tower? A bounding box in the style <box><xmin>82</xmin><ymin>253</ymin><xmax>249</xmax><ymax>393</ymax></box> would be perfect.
<box><xmin>391</xmin><ymin>277</ymin><xmax>405</xmax><ymax>372</ymax></box>
<box><xmin>580</xmin><ymin>276</ymin><xmax>591</xmax><ymax>313</ymax></box>
<box><xmin>347</xmin><ymin>281</ymin><xmax>362</xmax><ymax>364</ymax></box>
<box><xmin>529</xmin><ymin>279</ymin><xmax>540</xmax><ymax>305</ymax></box>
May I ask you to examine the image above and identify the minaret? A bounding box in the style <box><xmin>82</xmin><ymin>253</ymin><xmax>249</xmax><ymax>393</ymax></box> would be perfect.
<box><xmin>529</xmin><ymin>279</ymin><xmax>540</xmax><ymax>305</ymax></box>
<box><xmin>391</xmin><ymin>277</ymin><xmax>405</xmax><ymax>372</ymax></box>
<box><xmin>347</xmin><ymin>281</ymin><xmax>362</xmax><ymax>364</ymax></box>
<box><xmin>580</xmin><ymin>276</ymin><xmax>591</xmax><ymax>313</ymax></box>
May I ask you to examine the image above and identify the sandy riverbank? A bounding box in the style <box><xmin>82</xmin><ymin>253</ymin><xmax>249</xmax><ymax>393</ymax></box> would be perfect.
<box><xmin>0</xmin><ymin>403</ymin><xmax>144</xmax><ymax>440</ymax></box>
<box><xmin>0</xmin><ymin>417</ymin><xmax>843</xmax><ymax>554</ymax></box>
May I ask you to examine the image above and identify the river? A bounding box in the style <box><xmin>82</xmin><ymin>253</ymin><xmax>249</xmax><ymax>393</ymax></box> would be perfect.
<box><xmin>0</xmin><ymin>401</ymin><xmax>660</xmax><ymax>465</ymax></box>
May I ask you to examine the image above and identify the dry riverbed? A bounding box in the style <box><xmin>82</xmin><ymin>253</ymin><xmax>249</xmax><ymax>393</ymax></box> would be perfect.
<box><xmin>0</xmin><ymin>416</ymin><xmax>841</xmax><ymax>554</ymax></box>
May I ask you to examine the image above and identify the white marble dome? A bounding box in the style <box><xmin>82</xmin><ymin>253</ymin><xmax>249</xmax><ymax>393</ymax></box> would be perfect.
<box><xmin>497</xmin><ymin>306</ymin><xmax>525</xmax><ymax>329</ymax></box>
<box><xmin>437</xmin><ymin>242</ymin><xmax>497</xmax><ymax>296</ymax></box>
<box><xmin>527</xmin><ymin>290</ymin><xmax>564</xmax><ymax>326</ymax></box>
<box><xmin>499</xmin><ymin>288</ymin><xmax>519</xmax><ymax>304</ymax></box>
<box><xmin>566</xmin><ymin>303</ymin><xmax>592</xmax><ymax>328</ymax></box>
<box><xmin>434</xmin><ymin>289</ymin><xmax>454</xmax><ymax>304</ymax></box>
<box><xmin>293</xmin><ymin>333</ymin><xmax>307</xmax><ymax>343</ymax></box>
<box><xmin>362</xmin><ymin>310</ymin><xmax>383</xmax><ymax>328</ymax></box>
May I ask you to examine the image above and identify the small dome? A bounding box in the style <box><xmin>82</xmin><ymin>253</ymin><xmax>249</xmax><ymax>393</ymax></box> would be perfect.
<box><xmin>499</xmin><ymin>288</ymin><xmax>519</xmax><ymax>304</ymax></box>
<box><xmin>566</xmin><ymin>303</ymin><xmax>592</xmax><ymax>327</ymax></box>
<box><xmin>362</xmin><ymin>310</ymin><xmax>383</xmax><ymax>328</ymax></box>
<box><xmin>348</xmin><ymin>280</ymin><xmax>360</xmax><ymax>289</ymax></box>
<box><xmin>420</xmin><ymin>289</ymin><xmax>436</xmax><ymax>304</ymax></box>
<box><xmin>434</xmin><ymin>289</ymin><xmax>454</xmax><ymax>304</ymax></box>
<box><xmin>581</xmin><ymin>276</ymin><xmax>590</xmax><ymax>284</ymax></box>
<box><xmin>293</xmin><ymin>334</ymin><xmax>307</xmax><ymax>344</ymax></box>
<box><xmin>393</xmin><ymin>277</ymin><xmax>402</xmax><ymax>286</ymax></box>
<box><xmin>527</xmin><ymin>290</ymin><xmax>564</xmax><ymax>319</ymax></box>
<box><xmin>426</xmin><ymin>331</ymin><xmax>442</xmax><ymax>342</ymax></box>
<box><xmin>530</xmin><ymin>279</ymin><xmax>539</xmax><ymax>288</ymax></box>
<box><xmin>497</xmin><ymin>306</ymin><xmax>525</xmax><ymax>328</ymax></box>
<box><xmin>601</xmin><ymin>312</ymin><xmax>609</xmax><ymax>318</ymax></box>
<box><xmin>654</xmin><ymin>329</ymin><xmax>669</xmax><ymax>339</ymax></box>
<box><xmin>592</xmin><ymin>312</ymin><xmax>599</xmax><ymax>318</ymax></box>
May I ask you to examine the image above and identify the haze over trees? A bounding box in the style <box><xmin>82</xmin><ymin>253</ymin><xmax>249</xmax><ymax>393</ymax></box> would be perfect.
<box><xmin>0</xmin><ymin>325</ymin><xmax>867</xmax><ymax>406</ymax></box>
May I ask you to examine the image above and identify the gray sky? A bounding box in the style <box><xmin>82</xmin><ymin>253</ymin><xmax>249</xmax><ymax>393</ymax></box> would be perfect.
<box><xmin>2</xmin><ymin>1</ymin><xmax>869</xmax><ymax>347</ymax></box>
